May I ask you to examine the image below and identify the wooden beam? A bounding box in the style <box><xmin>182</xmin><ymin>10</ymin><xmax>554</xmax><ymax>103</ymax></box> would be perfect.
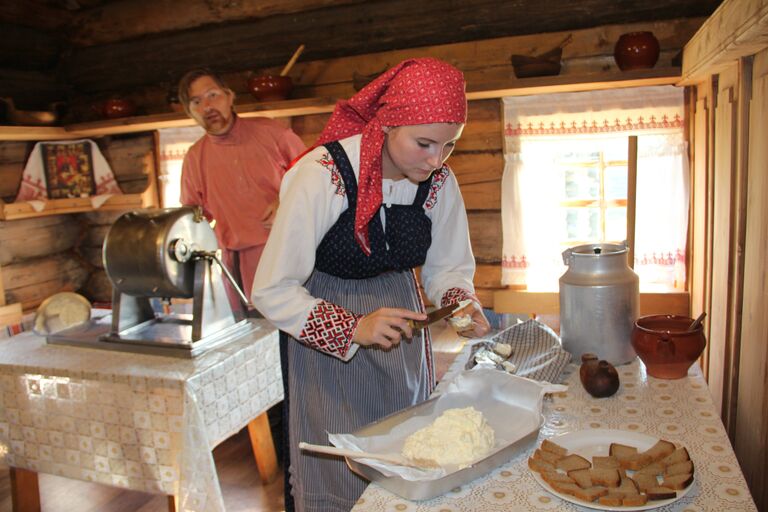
<box><xmin>493</xmin><ymin>290</ymin><xmax>690</xmax><ymax>316</ymax></box>
<box><xmin>69</xmin><ymin>0</ymin><xmax>365</xmax><ymax>46</ymax></box>
<box><xmin>681</xmin><ymin>0</ymin><xmax>768</xmax><ymax>84</ymax></box>
<box><xmin>62</xmin><ymin>4</ymin><xmax>713</xmax><ymax>95</ymax></box>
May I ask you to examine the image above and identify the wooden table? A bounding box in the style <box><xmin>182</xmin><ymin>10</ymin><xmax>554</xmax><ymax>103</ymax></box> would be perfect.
<box><xmin>0</xmin><ymin>319</ymin><xmax>283</xmax><ymax>512</ymax></box>
<box><xmin>353</xmin><ymin>339</ymin><xmax>757</xmax><ymax>511</ymax></box>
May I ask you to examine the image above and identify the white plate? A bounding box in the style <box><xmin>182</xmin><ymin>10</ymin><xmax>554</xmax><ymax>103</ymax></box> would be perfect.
<box><xmin>530</xmin><ymin>428</ymin><xmax>694</xmax><ymax>511</ymax></box>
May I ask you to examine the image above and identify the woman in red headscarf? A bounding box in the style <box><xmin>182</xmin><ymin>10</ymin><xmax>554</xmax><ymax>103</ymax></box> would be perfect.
<box><xmin>252</xmin><ymin>58</ymin><xmax>490</xmax><ymax>511</ymax></box>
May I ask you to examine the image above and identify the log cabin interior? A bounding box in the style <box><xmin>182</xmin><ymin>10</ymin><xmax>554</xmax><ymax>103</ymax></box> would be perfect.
<box><xmin>1</xmin><ymin>0</ymin><xmax>767</xmax><ymax>510</ymax></box>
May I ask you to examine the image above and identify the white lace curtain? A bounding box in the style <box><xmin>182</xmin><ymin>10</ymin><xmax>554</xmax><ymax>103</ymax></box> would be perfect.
<box><xmin>157</xmin><ymin>126</ymin><xmax>205</xmax><ymax>207</ymax></box>
<box><xmin>501</xmin><ymin>86</ymin><xmax>689</xmax><ymax>291</ymax></box>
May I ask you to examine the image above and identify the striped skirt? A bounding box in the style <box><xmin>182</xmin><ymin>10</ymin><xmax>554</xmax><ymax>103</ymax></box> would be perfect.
<box><xmin>286</xmin><ymin>269</ymin><xmax>433</xmax><ymax>512</ymax></box>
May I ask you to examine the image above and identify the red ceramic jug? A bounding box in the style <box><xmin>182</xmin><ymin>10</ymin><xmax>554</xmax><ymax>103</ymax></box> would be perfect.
<box><xmin>631</xmin><ymin>315</ymin><xmax>706</xmax><ymax>379</ymax></box>
<box><xmin>614</xmin><ymin>31</ymin><xmax>660</xmax><ymax>71</ymax></box>
<box><xmin>247</xmin><ymin>75</ymin><xmax>293</xmax><ymax>102</ymax></box>
<box><xmin>102</xmin><ymin>98</ymin><xmax>136</xmax><ymax>119</ymax></box>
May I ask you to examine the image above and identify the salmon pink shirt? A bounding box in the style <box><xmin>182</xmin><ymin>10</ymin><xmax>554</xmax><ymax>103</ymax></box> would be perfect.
<box><xmin>180</xmin><ymin>115</ymin><xmax>306</xmax><ymax>250</ymax></box>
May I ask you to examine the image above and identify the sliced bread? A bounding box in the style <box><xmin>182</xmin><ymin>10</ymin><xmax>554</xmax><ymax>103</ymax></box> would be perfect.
<box><xmin>541</xmin><ymin>438</ymin><xmax>569</xmax><ymax>457</ymax></box>
<box><xmin>661</xmin><ymin>473</ymin><xmax>693</xmax><ymax>490</ymax></box>
<box><xmin>592</xmin><ymin>455</ymin><xmax>621</xmax><ymax>470</ymax></box>
<box><xmin>598</xmin><ymin>492</ymin><xmax>624</xmax><ymax>506</ymax></box>
<box><xmin>646</xmin><ymin>486</ymin><xmax>677</xmax><ymax>500</ymax></box>
<box><xmin>640</xmin><ymin>439</ymin><xmax>676</xmax><ymax>463</ymax></box>
<box><xmin>528</xmin><ymin>457</ymin><xmax>556</xmax><ymax>474</ymax></box>
<box><xmin>630</xmin><ymin>472</ymin><xmax>659</xmax><ymax>493</ymax></box>
<box><xmin>534</xmin><ymin>448</ymin><xmax>562</xmax><ymax>465</ymax></box>
<box><xmin>660</xmin><ymin>446</ymin><xmax>690</xmax><ymax>466</ymax></box>
<box><xmin>567</xmin><ymin>468</ymin><xmax>593</xmax><ymax>489</ymax></box>
<box><xmin>571</xmin><ymin>485</ymin><xmax>609</xmax><ymax>502</ymax></box>
<box><xmin>590</xmin><ymin>467</ymin><xmax>621</xmax><ymax>488</ymax></box>
<box><xmin>664</xmin><ymin>460</ymin><xmax>694</xmax><ymax>477</ymax></box>
<box><xmin>556</xmin><ymin>453</ymin><xmax>592</xmax><ymax>472</ymax></box>
<box><xmin>622</xmin><ymin>493</ymin><xmax>649</xmax><ymax>506</ymax></box>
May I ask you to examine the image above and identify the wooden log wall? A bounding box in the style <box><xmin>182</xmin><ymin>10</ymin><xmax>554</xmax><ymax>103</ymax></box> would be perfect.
<box><xmin>0</xmin><ymin>216</ymin><xmax>87</xmax><ymax>310</ymax></box>
<box><xmin>291</xmin><ymin>99</ymin><xmax>505</xmax><ymax>306</ymax></box>
<box><xmin>63</xmin><ymin>17</ymin><xmax>704</xmax><ymax>122</ymax></box>
<box><xmin>0</xmin><ymin>133</ymin><xmax>155</xmax><ymax>310</ymax></box>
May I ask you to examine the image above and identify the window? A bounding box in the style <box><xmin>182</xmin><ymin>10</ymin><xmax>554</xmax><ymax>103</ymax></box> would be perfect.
<box><xmin>157</xmin><ymin>126</ymin><xmax>205</xmax><ymax>207</ymax></box>
<box><xmin>501</xmin><ymin>86</ymin><xmax>688</xmax><ymax>292</ymax></box>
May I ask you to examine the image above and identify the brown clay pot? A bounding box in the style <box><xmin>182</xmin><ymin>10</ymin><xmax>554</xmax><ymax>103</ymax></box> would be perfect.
<box><xmin>631</xmin><ymin>315</ymin><xmax>707</xmax><ymax>379</ymax></box>
<box><xmin>580</xmin><ymin>353</ymin><xmax>620</xmax><ymax>398</ymax></box>
<box><xmin>247</xmin><ymin>74</ymin><xmax>293</xmax><ymax>102</ymax></box>
<box><xmin>101</xmin><ymin>98</ymin><xmax>136</xmax><ymax>119</ymax></box>
<box><xmin>614</xmin><ymin>31</ymin><xmax>660</xmax><ymax>71</ymax></box>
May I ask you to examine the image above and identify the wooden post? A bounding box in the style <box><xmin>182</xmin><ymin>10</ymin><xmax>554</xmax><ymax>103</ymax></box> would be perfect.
<box><xmin>627</xmin><ymin>135</ymin><xmax>638</xmax><ymax>268</ymax></box>
<box><xmin>0</xmin><ymin>264</ymin><xmax>6</xmax><ymax>306</ymax></box>
<box><xmin>10</xmin><ymin>467</ymin><xmax>40</xmax><ymax>512</ymax></box>
<box><xmin>247</xmin><ymin>411</ymin><xmax>278</xmax><ymax>484</ymax></box>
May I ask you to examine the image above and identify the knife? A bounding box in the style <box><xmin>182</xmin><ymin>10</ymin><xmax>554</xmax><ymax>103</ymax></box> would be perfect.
<box><xmin>407</xmin><ymin>300</ymin><xmax>471</xmax><ymax>330</ymax></box>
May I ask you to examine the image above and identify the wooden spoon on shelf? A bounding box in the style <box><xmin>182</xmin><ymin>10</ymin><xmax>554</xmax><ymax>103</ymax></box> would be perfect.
<box><xmin>280</xmin><ymin>44</ymin><xmax>305</xmax><ymax>77</ymax></box>
<box><xmin>298</xmin><ymin>442</ymin><xmax>438</xmax><ymax>469</ymax></box>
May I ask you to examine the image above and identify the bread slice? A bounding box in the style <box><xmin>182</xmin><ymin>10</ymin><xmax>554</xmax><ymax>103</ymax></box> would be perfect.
<box><xmin>622</xmin><ymin>493</ymin><xmax>649</xmax><ymax>506</ymax></box>
<box><xmin>590</xmin><ymin>467</ymin><xmax>621</xmax><ymax>487</ymax></box>
<box><xmin>567</xmin><ymin>468</ymin><xmax>592</xmax><ymax>489</ymax></box>
<box><xmin>528</xmin><ymin>457</ymin><xmax>556</xmax><ymax>474</ymax></box>
<box><xmin>616</xmin><ymin>475</ymin><xmax>640</xmax><ymax>496</ymax></box>
<box><xmin>609</xmin><ymin>442</ymin><xmax>638</xmax><ymax>459</ymax></box>
<box><xmin>598</xmin><ymin>492</ymin><xmax>624</xmax><ymax>506</ymax></box>
<box><xmin>556</xmin><ymin>453</ymin><xmax>592</xmax><ymax>472</ymax></box>
<box><xmin>610</xmin><ymin>442</ymin><xmax>651</xmax><ymax>470</ymax></box>
<box><xmin>592</xmin><ymin>455</ymin><xmax>621</xmax><ymax>470</ymax></box>
<box><xmin>550</xmin><ymin>481</ymin><xmax>583</xmax><ymax>496</ymax></box>
<box><xmin>661</xmin><ymin>473</ymin><xmax>693</xmax><ymax>490</ymax></box>
<box><xmin>635</xmin><ymin>461</ymin><xmax>665</xmax><ymax>476</ymax></box>
<box><xmin>660</xmin><ymin>446</ymin><xmax>690</xmax><ymax>466</ymax></box>
<box><xmin>664</xmin><ymin>460</ymin><xmax>694</xmax><ymax>477</ymax></box>
<box><xmin>640</xmin><ymin>439</ymin><xmax>676</xmax><ymax>463</ymax></box>
<box><xmin>571</xmin><ymin>485</ymin><xmax>609</xmax><ymax>502</ymax></box>
<box><xmin>541</xmin><ymin>471</ymin><xmax>575</xmax><ymax>486</ymax></box>
<box><xmin>534</xmin><ymin>448</ymin><xmax>562</xmax><ymax>465</ymax></box>
<box><xmin>541</xmin><ymin>439</ymin><xmax>569</xmax><ymax>457</ymax></box>
<box><xmin>646</xmin><ymin>486</ymin><xmax>677</xmax><ymax>500</ymax></box>
<box><xmin>630</xmin><ymin>472</ymin><xmax>659</xmax><ymax>493</ymax></box>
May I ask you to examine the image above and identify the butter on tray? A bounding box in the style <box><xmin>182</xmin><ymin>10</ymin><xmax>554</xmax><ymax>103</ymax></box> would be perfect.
<box><xmin>402</xmin><ymin>407</ymin><xmax>494</xmax><ymax>468</ymax></box>
<box><xmin>328</xmin><ymin>369</ymin><xmax>567</xmax><ymax>500</ymax></box>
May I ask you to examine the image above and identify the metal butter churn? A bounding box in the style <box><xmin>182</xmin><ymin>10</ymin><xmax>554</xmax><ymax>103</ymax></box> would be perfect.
<box><xmin>559</xmin><ymin>242</ymin><xmax>639</xmax><ymax>365</ymax></box>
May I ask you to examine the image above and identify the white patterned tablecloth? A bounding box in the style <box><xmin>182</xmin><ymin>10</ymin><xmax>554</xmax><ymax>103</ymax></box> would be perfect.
<box><xmin>353</xmin><ymin>344</ymin><xmax>757</xmax><ymax>511</ymax></box>
<box><xmin>0</xmin><ymin>319</ymin><xmax>283</xmax><ymax>512</ymax></box>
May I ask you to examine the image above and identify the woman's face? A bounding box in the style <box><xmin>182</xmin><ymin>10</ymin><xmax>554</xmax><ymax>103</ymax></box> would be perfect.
<box><xmin>381</xmin><ymin>123</ymin><xmax>464</xmax><ymax>183</ymax></box>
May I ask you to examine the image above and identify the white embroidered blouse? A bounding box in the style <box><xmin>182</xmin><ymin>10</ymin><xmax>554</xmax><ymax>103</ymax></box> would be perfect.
<box><xmin>251</xmin><ymin>134</ymin><xmax>477</xmax><ymax>360</ymax></box>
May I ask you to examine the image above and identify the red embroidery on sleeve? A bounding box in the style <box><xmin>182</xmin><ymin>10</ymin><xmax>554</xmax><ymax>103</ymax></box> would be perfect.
<box><xmin>441</xmin><ymin>288</ymin><xmax>479</xmax><ymax>308</ymax></box>
<box><xmin>299</xmin><ymin>300</ymin><xmax>362</xmax><ymax>358</ymax></box>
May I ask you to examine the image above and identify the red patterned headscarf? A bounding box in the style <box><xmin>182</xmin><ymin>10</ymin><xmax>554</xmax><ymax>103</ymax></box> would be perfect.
<box><xmin>316</xmin><ymin>57</ymin><xmax>467</xmax><ymax>255</ymax></box>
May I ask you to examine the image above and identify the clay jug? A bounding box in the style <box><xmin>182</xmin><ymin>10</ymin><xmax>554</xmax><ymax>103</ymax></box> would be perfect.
<box><xmin>614</xmin><ymin>31</ymin><xmax>660</xmax><ymax>71</ymax></box>
<box><xmin>579</xmin><ymin>353</ymin><xmax>620</xmax><ymax>398</ymax></box>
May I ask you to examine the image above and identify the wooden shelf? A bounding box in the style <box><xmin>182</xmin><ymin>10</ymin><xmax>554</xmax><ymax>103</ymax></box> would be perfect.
<box><xmin>0</xmin><ymin>69</ymin><xmax>681</xmax><ymax>141</ymax></box>
<box><xmin>0</xmin><ymin>193</ymin><xmax>146</xmax><ymax>220</ymax></box>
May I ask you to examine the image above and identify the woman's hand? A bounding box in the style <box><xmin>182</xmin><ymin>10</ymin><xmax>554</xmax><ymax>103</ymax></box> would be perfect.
<box><xmin>453</xmin><ymin>301</ymin><xmax>491</xmax><ymax>338</ymax></box>
<box><xmin>352</xmin><ymin>308</ymin><xmax>427</xmax><ymax>349</ymax></box>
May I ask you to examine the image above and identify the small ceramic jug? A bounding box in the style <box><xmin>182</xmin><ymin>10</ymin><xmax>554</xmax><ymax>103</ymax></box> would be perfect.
<box><xmin>579</xmin><ymin>353</ymin><xmax>620</xmax><ymax>398</ymax></box>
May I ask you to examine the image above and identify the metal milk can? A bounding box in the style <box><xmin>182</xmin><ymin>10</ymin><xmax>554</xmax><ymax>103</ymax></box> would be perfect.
<box><xmin>559</xmin><ymin>242</ymin><xmax>639</xmax><ymax>365</ymax></box>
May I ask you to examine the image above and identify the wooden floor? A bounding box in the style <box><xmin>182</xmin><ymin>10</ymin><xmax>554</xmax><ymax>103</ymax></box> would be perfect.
<box><xmin>0</xmin><ymin>324</ymin><xmax>466</xmax><ymax>512</ymax></box>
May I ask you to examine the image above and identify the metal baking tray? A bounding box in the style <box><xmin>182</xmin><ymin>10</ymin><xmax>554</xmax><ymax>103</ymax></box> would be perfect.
<box><xmin>343</xmin><ymin>370</ymin><xmax>549</xmax><ymax>501</ymax></box>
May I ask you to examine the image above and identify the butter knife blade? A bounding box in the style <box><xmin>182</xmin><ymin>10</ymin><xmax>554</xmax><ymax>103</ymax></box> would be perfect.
<box><xmin>408</xmin><ymin>303</ymin><xmax>461</xmax><ymax>330</ymax></box>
